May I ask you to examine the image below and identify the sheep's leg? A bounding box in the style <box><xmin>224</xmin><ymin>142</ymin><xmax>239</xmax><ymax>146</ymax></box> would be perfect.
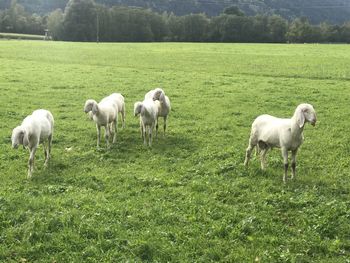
<box><xmin>143</xmin><ymin>124</ymin><xmax>147</xmax><ymax>146</ymax></box>
<box><xmin>113</xmin><ymin>115</ymin><xmax>118</xmax><ymax>143</ymax></box>
<box><xmin>244</xmin><ymin>141</ymin><xmax>255</xmax><ymax>167</ymax></box>
<box><xmin>48</xmin><ymin>134</ymin><xmax>52</xmax><ymax>159</ymax></box>
<box><xmin>291</xmin><ymin>149</ymin><xmax>298</xmax><ymax>180</ymax></box>
<box><xmin>260</xmin><ymin>148</ymin><xmax>268</xmax><ymax>170</ymax></box>
<box><xmin>96</xmin><ymin>124</ymin><xmax>101</xmax><ymax>148</ymax></box>
<box><xmin>149</xmin><ymin>125</ymin><xmax>153</xmax><ymax>147</ymax></box>
<box><xmin>28</xmin><ymin>146</ymin><xmax>37</xmax><ymax>179</ymax></box>
<box><xmin>140</xmin><ymin>119</ymin><xmax>144</xmax><ymax>139</ymax></box>
<box><xmin>43</xmin><ymin>142</ymin><xmax>49</xmax><ymax>167</ymax></box>
<box><xmin>112</xmin><ymin>120</ymin><xmax>117</xmax><ymax>144</ymax></box>
<box><xmin>163</xmin><ymin>116</ymin><xmax>167</xmax><ymax>136</ymax></box>
<box><xmin>255</xmin><ymin>144</ymin><xmax>260</xmax><ymax>157</ymax></box>
<box><xmin>155</xmin><ymin>117</ymin><xmax>159</xmax><ymax>139</ymax></box>
<box><xmin>281</xmin><ymin>147</ymin><xmax>288</xmax><ymax>183</ymax></box>
<box><xmin>122</xmin><ymin>108</ymin><xmax>126</xmax><ymax>128</ymax></box>
<box><xmin>105</xmin><ymin>125</ymin><xmax>110</xmax><ymax>148</ymax></box>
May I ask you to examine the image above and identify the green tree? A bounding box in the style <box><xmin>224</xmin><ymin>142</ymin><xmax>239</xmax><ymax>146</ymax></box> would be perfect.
<box><xmin>47</xmin><ymin>9</ymin><xmax>64</xmax><ymax>40</ymax></box>
<box><xmin>223</xmin><ymin>5</ymin><xmax>244</xmax><ymax>16</ymax></box>
<box><xmin>286</xmin><ymin>17</ymin><xmax>315</xmax><ymax>43</ymax></box>
<box><xmin>182</xmin><ymin>14</ymin><xmax>209</xmax><ymax>42</ymax></box>
<box><xmin>267</xmin><ymin>15</ymin><xmax>287</xmax><ymax>43</ymax></box>
<box><xmin>63</xmin><ymin>0</ymin><xmax>97</xmax><ymax>41</ymax></box>
<box><xmin>166</xmin><ymin>13</ymin><xmax>185</xmax><ymax>41</ymax></box>
<box><xmin>340</xmin><ymin>22</ymin><xmax>350</xmax><ymax>43</ymax></box>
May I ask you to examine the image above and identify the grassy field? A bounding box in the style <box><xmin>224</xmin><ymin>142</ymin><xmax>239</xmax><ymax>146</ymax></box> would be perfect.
<box><xmin>0</xmin><ymin>41</ymin><xmax>349</xmax><ymax>262</ymax></box>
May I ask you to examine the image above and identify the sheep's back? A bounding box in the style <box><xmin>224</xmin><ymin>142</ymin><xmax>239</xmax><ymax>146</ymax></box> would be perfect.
<box><xmin>252</xmin><ymin>114</ymin><xmax>291</xmax><ymax>147</ymax></box>
<box><xmin>22</xmin><ymin>115</ymin><xmax>51</xmax><ymax>144</ymax></box>
<box><xmin>141</xmin><ymin>100</ymin><xmax>157</xmax><ymax>125</ymax></box>
<box><xmin>96</xmin><ymin>103</ymin><xmax>118</xmax><ymax>124</ymax></box>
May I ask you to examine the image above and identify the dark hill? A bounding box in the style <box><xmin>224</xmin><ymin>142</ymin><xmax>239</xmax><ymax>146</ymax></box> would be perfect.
<box><xmin>1</xmin><ymin>0</ymin><xmax>350</xmax><ymax>24</ymax></box>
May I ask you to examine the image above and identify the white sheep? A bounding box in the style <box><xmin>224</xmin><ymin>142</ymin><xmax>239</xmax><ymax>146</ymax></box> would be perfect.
<box><xmin>84</xmin><ymin>93</ymin><xmax>125</xmax><ymax>148</ymax></box>
<box><xmin>152</xmin><ymin>88</ymin><xmax>171</xmax><ymax>137</ymax></box>
<box><xmin>11</xmin><ymin>109</ymin><xmax>54</xmax><ymax>178</ymax></box>
<box><xmin>244</xmin><ymin>103</ymin><xmax>317</xmax><ymax>183</ymax></box>
<box><xmin>134</xmin><ymin>99</ymin><xmax>159</xmax><ymax>147</ymax></box>
<box><xmin>144</xmin><ymin>88</ymin><xmax>157</xmax><ymax>100</ymax></box>
<box><xmin>108</xmin><ymin>93</ymin><xmax>126</xmax><ymax>129</ymax></box>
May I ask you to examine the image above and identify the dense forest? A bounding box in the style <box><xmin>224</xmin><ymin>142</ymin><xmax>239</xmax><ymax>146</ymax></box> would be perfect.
<box><xmin>1</xmin><ymin>0</ymin><xmax>350</xmax><ymax>43</ymax></box>
<box><xmin>1</xmin><ymin>0</ymin><xmax>350</xmax><ymax>24</ymax></box>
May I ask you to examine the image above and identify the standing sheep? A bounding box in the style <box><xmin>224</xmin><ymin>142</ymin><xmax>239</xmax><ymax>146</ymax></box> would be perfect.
<box><xmin>11</xmin><ymin>109</ymin><xmax>54</xmax><ymax>178</ymax></box>
<box><xmin>84</xmin><ymin>93</ymin><xmax>125</xmax><ymax>148</ymax></box>
<box><xmin>244</xmin><ymin>103</ymin><xmax>317</xmax><ymax>182</ymax></box>
<box><xmin>152</xmin><ymin>88</ymin><xmax>171</xmax><ymax>137</ymax></box>
<box><xmin>134</xmin><ymin>99</ymin><xmax>159</xmax><ymax>147</ymax></box>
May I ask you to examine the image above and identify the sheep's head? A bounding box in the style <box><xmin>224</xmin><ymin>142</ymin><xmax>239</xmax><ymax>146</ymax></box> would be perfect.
<box><xmin>134</xmin><ymin>102</ymin><xmax>143</xmax><ymax>116</ymax></box>
<box><xmin>152</xmin><ymin>88</ymin><xmax>165</xmax><ymax>101</ymax></box>
<box><xmin>296</xmin><ymin>103</ymin><xmax>317</xmax><ymax>128</ymax></box>
<box><xmin>84</xmin><ymin>99</ymin><xmax>96</xmax><ymax>113</ymax></box>
<box><xmin>11</xmin><ymin>126</ymin><xmax>25</xmax><ymax>149</ymax></box>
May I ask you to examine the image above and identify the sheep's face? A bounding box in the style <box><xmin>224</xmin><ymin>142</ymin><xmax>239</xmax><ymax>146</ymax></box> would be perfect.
<box><xmin>134</xmin><ymin>102</ymin><xmax>142</xmax><ymax>116</ymax></box>
<box><xmin>299</xmin><ymin>104</ymin><xmax>317</xmax><ymax>127</ymax></box>
<box><xmin>152</xmin><ymin>88</ymin><xmax>164</xmax><ymax>101</ymax></box>
<box><xmin>11</xmin><ymin>127</ymin><xmax>24</xmax><ymax>149</ymax></box>
<box><xmin>84</xmin><ymin>100</ymin><xmax>95</xmax><ymax>113</ymax></box>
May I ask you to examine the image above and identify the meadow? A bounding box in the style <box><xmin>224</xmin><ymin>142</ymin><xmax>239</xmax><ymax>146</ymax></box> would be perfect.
<box><xmin>0</xmin><ymin>41</ymin><xmax>349</xmax><ymax>262</ymax></box>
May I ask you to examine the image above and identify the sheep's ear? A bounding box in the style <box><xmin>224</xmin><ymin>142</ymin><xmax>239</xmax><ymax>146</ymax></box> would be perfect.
<box><xmin>297</xmin><ymin>109</ymin><xmax>305</xmax><ymax>128</ymax></box>
<box><xmin>19</xmin><ymin>130</ymin><xmax>25</xmax><ymax>144</ymax></box>
<box><xmin>92</xmin><ymin>103</ymin><xmax>98</xmax><ymax>114</ymax></box>
<box><xmin>134</xmin><ymin>102</ymin><xmax>142</xmax><ymax>116</ymax></box>
<box><xmin>22</xmin><ymin>131</ymin><xmax>29</xmax><ymax>147</ymax></box>
<box><xmin>15</xmin><ymin>129</ymin><xmax>25</xmax><ymax>145</ymax></box>
<box><xmin>84</xmin><ymin>100</ymin><xmax>91</xmax><ymax>112</ymax></box>
<box><xmin>159</xmin><ymin>92</ymin><xmax>165</xmax><ymax>101</ymax></box>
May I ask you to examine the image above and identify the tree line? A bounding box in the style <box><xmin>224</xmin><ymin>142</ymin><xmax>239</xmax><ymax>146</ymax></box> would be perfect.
<box><xmin>1</xmin><ymin>0</ymin><xmax>350</xmax><ymax>43</ymax></box>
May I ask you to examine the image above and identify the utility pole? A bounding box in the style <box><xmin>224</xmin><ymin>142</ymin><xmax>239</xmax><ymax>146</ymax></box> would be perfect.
<box><xmin>96</xmin><ymin>9</ymin><xmax>99</xmax><ymax>43</ymax></box>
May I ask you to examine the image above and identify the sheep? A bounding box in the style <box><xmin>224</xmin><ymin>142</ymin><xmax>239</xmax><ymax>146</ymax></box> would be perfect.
<box><xmin>84</xmin><ymin>93</ymin><xmax>125</xmax><ymax>148</ymax></box>
<box><xmin>152</xmin><ymin>88</ymin><xmax>171</xmax><ymax>137</ymax></box>
<box><xmin>144</xmin><ymin>88</ymin><xmax>157</xmax><ymax>100</ymax></box>
<box><xmin>85</xmin><ymin>93</ymin><xmax>125</xmax><ymax>126</ymax></box>
<box><xmin>134</xmin><ymin>99</ymin><xmax>159</xmax><ymax>147</ymax></box>
<box><xmin>244</xmin><ymin>103</ymin><xmax>317</xmax><ymax>183</ymax></box>
<box><xmin>11</xmin><ymin>109</ymin><xmax>54</xmax><ymax>178</ymax></box>
<box><xmin>108</xmin><ymin>93</ymin><xmax>126</xmax><ymax>129</ymax></box>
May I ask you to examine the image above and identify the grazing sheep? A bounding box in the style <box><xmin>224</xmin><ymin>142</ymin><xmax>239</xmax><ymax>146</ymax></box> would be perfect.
<box><xmin>11</xmin><ymin>109</ymin><xmax>54</xmax><ymax>178</ymax></box>
<box><xmin>244</xmin><ymin>103</ymin><xmax>317</xmax><ymax>183</ymax></box>
<box><xmin>152</xmin><ymin>88</ymin><xmax>171</xmax><ymax>137</ymax></box>
<box><xmin>134</xmin><ymin>99</ymin><xmax>159</xmax><ymax>147</ymax></box>
<box><xmin>84</xmin><ymin>93</ymin><xmax>125</xmax><ymax>148</ymax></box>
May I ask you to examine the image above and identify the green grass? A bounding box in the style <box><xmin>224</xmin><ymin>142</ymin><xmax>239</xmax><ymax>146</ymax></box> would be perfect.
<box><xmin>0</xmin><ymin>41</ymin><xmax>349</xmax><ymax>262</ymax></box>
<box><xmin>0</xmin><ymin>32</ymin><xmax>45</xmax><ymax>40</ymax></box>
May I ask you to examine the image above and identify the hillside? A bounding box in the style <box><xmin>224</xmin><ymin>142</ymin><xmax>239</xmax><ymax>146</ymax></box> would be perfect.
<box><xmin>1</xmin><ymin>0</ymin><xmax>350</xmax><ymax>24</ymax></box>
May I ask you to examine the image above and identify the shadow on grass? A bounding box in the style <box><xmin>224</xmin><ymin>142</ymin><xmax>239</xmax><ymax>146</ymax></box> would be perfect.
<box><xmin>106</xmin><ymin>128</ymin><xmax>200</xmax><ymax>159</ymax></box>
